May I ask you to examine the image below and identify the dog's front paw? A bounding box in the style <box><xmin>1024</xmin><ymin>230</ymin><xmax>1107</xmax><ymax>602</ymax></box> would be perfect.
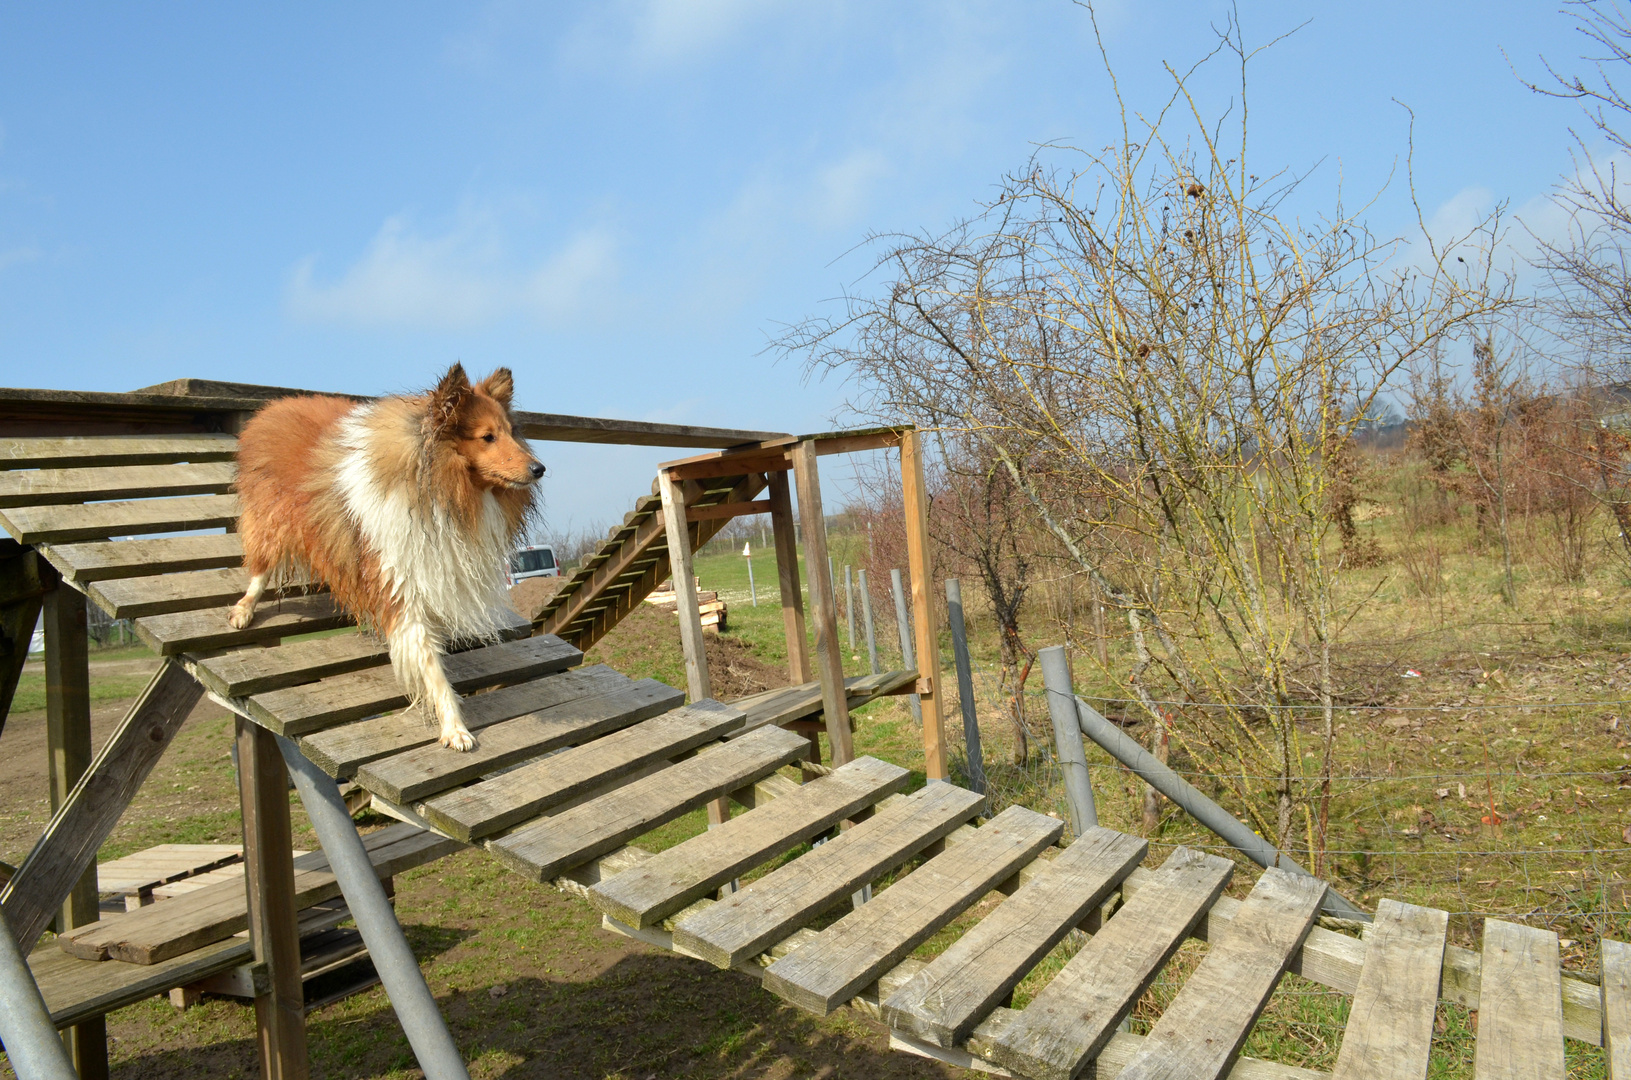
<box><xmin>439</xmin><ymin>723</ymin><xmax>476</xmax><ymax>752</ymax></box>
<box><xmin>227</xmin><ymin>602</ymin><xmax>254</xmax><ymax>630</ymax></box>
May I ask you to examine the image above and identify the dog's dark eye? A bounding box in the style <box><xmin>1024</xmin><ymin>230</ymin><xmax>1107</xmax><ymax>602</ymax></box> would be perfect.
<box><xmin>482</xmin><ymin>433</ymin><xmax>496</xmax><ymax>443</ymax></box>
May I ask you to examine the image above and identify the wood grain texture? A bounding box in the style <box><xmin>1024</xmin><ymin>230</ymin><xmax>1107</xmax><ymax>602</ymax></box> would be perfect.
<box><xmin>1473</xmin><ymin>919</ymin><xmax>1565</xmax><ymax>1080</ymax></box>
<box><xmin>658</xmin><ymin>469</ymin><xmax>711</xmax><ymax>703</ymax></box>
<box><xmin>1115</xmin><ymin>868</ymin><xmax>1326</xmax><ymax>1080</ymax></box>
<box><xmin>0</xmin><ymin>433</ymin><xmax>237</xmax><ymax>470</ymax></box>
<box><xmin>899</xmin><ymin>428</ymin><xmax>945</xmax><ymax>777</ymax></box>
<box><xmin>763</xmin><ymin>805</ymin><xmax>1063</xmax><ymax>1016</ymax></box>
<box><xmin>1331</xmin><ymin>899</ymin><xmax>1448</xmax><ymax>1080</ymax></box>
<box><xmin>672</xmin><ymin>783</ymin><xmax>985</xmax><ymax>970</ymax></box>
<box><xmin>883</xmin><ymin>826</ymin><xmax>1148</xmax><ymax>1047</ymax></box>
<box><xmin>44</xmin><ymin>533</ymin><xmax>243</xmax><ymax>584</ymax></box>
<box><xmin>589</xmin><ymin>756</ymin><xmax>910</xmax><ymax>929</ymax></box>
<box><xmin>0</xmin><ymin>460</ymin><xmax>236</xmax><ymax>507</ymax></box>
<box><xmin>357</xmin><ymin>678</ymin><xmax>689</xmax><ymax>804</ymax></box>
<box><xmin>1604</xmin><ymin>938</ymin><xmax>1631</xmax><ymax>1080</ymax></box>
<box><xmin>188</xmin><ymin>630</ymin><xmax>388</xmax><ymax>699</ymax></box>
<box><xmin>767</xmin><ymin>470</ymin><xmax>809</xmax><ymax>684</ymax></box>
<box><xmin>490</xmin><ymin>724</ymin><xmax>810</xmax><ymax>883</ymax></box>
<box><xmin>300</xmin><ymin>664</ymin><xmax>629</xmax><ymax>778</ymax></box>
<box><xmin>136</xmin><ymin>593</ymin><xmax>353</xmax><ymax>655</ymax></box>
<box><xmin>0</xmin><ymin>493</ymin><xmax>240</xmax><ymax>545</ymax></box>
<box><xmin>420</xmin><ymin>697</ymin><xmax>742</xmax><ymax>840</ymax></box>
<box><xmin>988</xmin><ymin>847</ymin><xmax>1236</xmax><ymax>1080</ymax></box>
<box><xmin>91</xmin><ymin>566</ymin><xmax>312</xmax><ymax>620</ymax></box>
<box><xmin>790</xmin><ymin>440</ymin><xmax>850</xmax><ymax>763</ymax></box>
<box><xmin>1</xmin><ymin>660</ymin><xmax>203</xmax><ymax>953</ymax></box>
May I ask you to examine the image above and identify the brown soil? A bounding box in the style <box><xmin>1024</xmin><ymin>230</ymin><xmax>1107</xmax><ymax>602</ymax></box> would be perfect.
<box><xmin>703</xmin><ymin>629</ymin><xmax>785</xmax><ymax>699</ymax></box>
<box><xmin>507</xmin><ymin>576</ymin><xmax>567</xmax><ymax>621</ymax></box>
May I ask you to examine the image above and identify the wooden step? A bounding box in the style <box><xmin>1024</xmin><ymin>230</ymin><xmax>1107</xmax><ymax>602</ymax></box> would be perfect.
<box><xmin>187</xmin><ymin>630</ymin><xmax>389</xmax><ymax>699</ymax></box>
<box><xmin>1331</xmin><ymin>899</ymin><xmax>1448</xmax><ymax>1080</ymax></box>
<box><xmin>671</xmin><ymin>783</ymin><xmax>985</xmax><ymax>970</ymax></box>
<box><xmin>91</xmin><ymin>567</ymin><xmax>315</xmax><ymax>620</ymax></box>
<box><xmin>763</xmin><ymin>805</ymin><xmax>1063</xmax><ymax>1017</ymax></box>
<box><xmin>0</xmin><ymin>493</ymin><xmax>240</xmax><ymax>545</ymax></box>
<box><xmin>590</xmin><ymin>757</ymin><xmax>910</xmax><ymax>929</ymax></box>
<box><xmin>0</xmin><ymin>433</ymin><xmax>237</xmax><ymax>470</ymax></box>
<box><xmin>490</xmin><ymin>723</ymin><xmax>809</xmax><ymax>883</ymax></box>
<box><xmin>43</xmin><ymin>533</ymin><xmax>243</xmax><ymax>585</ymax></box>
<box><xmin>0</xmin><ymin>460</ymin><xmax>236</xmax><ymax>508</ymax></box>
<box><xmin>135</xmin><ymin>593</ymin><xmax>353</xmax><ymax>655</ymax></box>
<box><xmin>1473</xmin><ymin>919</ymin><xmax>1565</xmax><ymax>1080</ymax></box>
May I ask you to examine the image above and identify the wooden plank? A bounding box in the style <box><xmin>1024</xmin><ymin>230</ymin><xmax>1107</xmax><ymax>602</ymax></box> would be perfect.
<box><xmin>31</xmin><ymin>933</ymin><xmax>251</xmax><ymax>1030</ymax></box>
<box><xmin>883</xmin><ymin>826</ymin><xmax>1149</xmax><ymax>1047</ymax></box>
<box><xmin>790</xmin><ymin>440</ymin><xmax>850</xmax><ymax>764</ymax></box>
<box><xmin>136</xmin><ymin>593</ymin><xmax>353</xmax><ymax>655</ymax></box>
<box><xmin>767</xmin><ymin>470</ymin><xmax>809</xmax><ymax>685</ymax></box>
<box><xmin>0</xmin><ymin>493</ymin><xmax>240</xmax><ymax>545</ymax></box>
<box><xmin>589</xmin><ymin>756</ymin><xmax>910</xmax><ymax>929</ymax></box>
<box><xmin>672</xmin><ymin>783</ymin><xmax>985</xmax><ymax>970</ymax></box>
<box><xmin>1114</xmin><ymin>868</ymin><xmax>1327</xmax><ymax>1080</ymax></box>
<box><xmin>0</xmin><ymin>433</ymin><xmax>238</xmax><ymax>470</ymax></box>
<box><xmin>988</xmin><ymin>846</ymin><xmax>1236</xmax><ymax>1080</ymax></box>
<box><xmin>187</xmin><ymin>629</ymin><xmax>388</xmax><ymax>699</ymax></box>
<box><xmin>763</xmin><ymin>805</ymin><xmax>1063</xmax><ymax>1016</ymax></box>
<box><xmin>91</xmin><ymin>566</ymin><xmax>311</xmax><ymax>620</ymax></box>
<box><xmin>900</xmin><ymin>428</ymin><xmax>945</xmax><ymax>777</ymax></box>
<box><xmin>490</xmin><ymin>724</ymin><xmax>810</xmax><ymax>883</ymax></box>
<box><xmin>421</xmin><ymin>697</ymin><xmax>743</xmax><ymax>841</ymax></box>
<box><xmin>966</xmin><ymin>1021</ymin><xmax>1329</xmax><ymax>1080</ymax></box>
<box><xmin>0</xmin><ymin>460</ymin><xmax>237</xmax><ymax>508</ymax></box>
<box><xmin>59</xmin><ymin>823</ymin><xmax>459</xmax><ymax>964</ymax></box>
<box><xmin>1</xmin><ymin>660</ymin><xmax>204</xmax><ymax>953</ymax></box>
<box><xmin>43</xmin><ymin>533</ymin><xmax>242</xmax><ymax>586</ymax></box>
<box><xmin>1474</xmin><ymin>919</ymin><xmax>1566</xmax><ymax>1080</ymax></box>
<box><xmin>357</xmin><ymin>678</ymin><xmax>689</xmax><ymax>804</ymax></box>
<box><xmin>246</xmin><ymin>633</ymin><xmax>582</xmax><ymax>736</ymax></box>
<box><xmin>301</xmin><ymin>664</ymin><xmax>629</xmax><ymax>778</ymax></box>
<box><xmin>685</xmin><ymin>498</ymin><xmax>772</xmax><ymax>521</ymax></box>
<box><xmin>658</xmin><ymin>469</ymin><xmax>711</xmax><ymax>705</ymax></box>
<box><xmin>97</xmin><ymin>845</ymin><xmax>243</xmax><ymax>894</ymax></box>
<box><xmin>1605</xmin><ymin>939</ymin><xmax>1631</xmax><ymax>1080</ymax></box>
<box><xmin>1331</xmin><ymin>899</ymin><xmax>1448</xmax><ymax>1080</ymax></box>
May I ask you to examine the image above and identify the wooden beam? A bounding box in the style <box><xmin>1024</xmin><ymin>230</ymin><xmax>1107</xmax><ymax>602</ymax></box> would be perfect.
<box><xmin>901</xmin><ymin>429</ymin><xmax>946</xmax><ymax>780</ymax></box>
<box><xmin>791</xmin><ymin>440</ymin><xmax>852</xmax><ymax>766</ymax></box>
<box><xmin>686</xmin><ymin>499</ymin><xmax>772</xmax><ymax>522</ymax></box>
<box><xmin>236</xmin><ymin>717</ymin><xmax>309</xmax><ymax>1079</ymax></box>
<box><xmin>0</xmin><ymin>660</ymin><xmax>203</xmax><ymax>954</ymax></box>
<box><xmin>812</xmin><ymin>430</ymin><xmax>904</xmax><ymax>457</ymax></box>
<box><xmin>768</xmin><ymin>471</ymin><xmax>810</xmax><ymax>686</ymax></box>
<box><xmin>514</xmin><ymin>412</ymin><xmax>787</xmax><ymax>449</ymax></box>
<box><xmin>665</xmin><ymin>453</ymin><xmax>793</xmax><ymax>482</ymax></box>
<box><xmin>0</xmin><ymin>541</ymin><xmax>49</xmax><ymax>734</ymax></box>
<box><xmin>657</xmin><ymin>472</ymin><xmax>712</xmax><ymax>706</ymax></box>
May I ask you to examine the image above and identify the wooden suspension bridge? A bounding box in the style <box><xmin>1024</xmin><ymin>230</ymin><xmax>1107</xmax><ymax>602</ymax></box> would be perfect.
<box><xmin>0</xmin><ymin>379</ymin><xmax>1623</xmax><ymax>1080</ymax></box>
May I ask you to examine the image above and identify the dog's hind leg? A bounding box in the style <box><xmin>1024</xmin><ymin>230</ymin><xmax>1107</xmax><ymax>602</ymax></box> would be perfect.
<box><xmin>227</xmin><ymin>573</ymin><xmax>268</xmax><ymax>630</ymax></box>
<box><xmin>388</xmin><ymin>620</ymin><xmax>475</xmax><ymax>752</ymax></box>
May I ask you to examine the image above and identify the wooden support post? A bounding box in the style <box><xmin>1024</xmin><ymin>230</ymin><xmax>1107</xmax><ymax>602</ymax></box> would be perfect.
<box><xmin>767</xmin><ymin>470</ymin><xmax>810</xmax><ymax>685</ymax></box>
<box><xmin>236</xmin><ymin>716</ymin><xmax>310</xmax><ymax>1079</ymax></box>
<box><xmin>43</xmin><ymin>579</ymin><xmax>108</xmax><ymax>1079</ymax></box>
<box><xmin>0</xmin><ymin>541</ymin><xmax>49</xmax><ymax>734</ymax></box>
<box><xmin>658</xmin><ymin>469</ymin><xmax>729</xmax><ymax>826</ymax></box>
<box><xmin>901</xmin><ymin>429</ymin><xmax>946</xmax><ymax>781</ymax></box>
<box><xmin>791</xmin><ymin>440</ymin><xmax>852</xmax><ymax>766</ymax></box>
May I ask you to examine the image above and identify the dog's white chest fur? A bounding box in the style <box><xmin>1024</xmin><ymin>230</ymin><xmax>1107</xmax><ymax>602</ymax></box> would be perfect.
<box><xmin>332</xmin><ymin>404</ymin><xmax>513</xmax><ymax>643</ymax></box>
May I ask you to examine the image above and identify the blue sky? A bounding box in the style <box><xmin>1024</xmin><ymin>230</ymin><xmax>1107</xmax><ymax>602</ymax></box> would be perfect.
<box><xmin>0</xmin><ymin>2</ymin><xmax>1601</xmax><ymax>536</ymax></box>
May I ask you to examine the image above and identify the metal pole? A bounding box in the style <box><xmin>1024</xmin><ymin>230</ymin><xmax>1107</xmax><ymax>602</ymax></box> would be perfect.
<box><xmin>857</xmin><ymin>569</ymin><xmax>879</xmax><ymax>675</ymax></box>
<box><xmin>275</xmin><ymin>736</ymin><xmax>473</xmax><ymax>1080</ymax></box>
<box><xmin>1067</xmin><ymin>692</ymin><xmax>1370</xmax><ymax>922</ymax></box>
<box><xmin>746</xmin><ymin>552</ymin><xmax>756</xmax><ymax>607</ymax></box>
<box><xmin>889</xmin><ymin>569</ymin><xmax>923</xmax><ymax>727</ymax></box>
<box><xmin>945</xmin><ymin>580</ymin><xmax>986</xmax><ymax>795</ymax></box>
<box><xmin>0</xmin><ymin>907</ymin><xmax>78</xmax><ymax>1080</ymax></box>
<box><xmin>1037</xmin><ymin>646</ymin><xmax>1097</xmax><ymax>834</ymax></box>
<box><xmin>844</xmin><ymin>566</ymin><xmax>855</xmax><ymax>650</ymax></box>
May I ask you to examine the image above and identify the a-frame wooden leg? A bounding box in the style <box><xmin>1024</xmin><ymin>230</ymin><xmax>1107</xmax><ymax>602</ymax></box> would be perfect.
<box><xmin>791</xmin><ymin>441</ymin><xmax>852</xmax><ymax>766</ymax></box>
<box><xmin>236</xmin><ymin>716</ymin><xmax>309</xmax><ymax>1079</ymax></box>
<box><xmin>767</xmin><ymin>471</ymin><xmax>810</xmax><ymax>685</ymax></box>
<box><xmin>901</xmin><ymin>430</ymin><xmax>947</xmax><ymax>781</ymax></box>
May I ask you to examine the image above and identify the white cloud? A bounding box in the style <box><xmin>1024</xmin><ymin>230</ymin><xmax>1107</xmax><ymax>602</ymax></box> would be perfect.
<box><xmin>559</xmin><ymin>0</ymin><xmax>788</xmax><ymax>71</ymax></box>
<box><xmin>286</xmin><ymin>210</ymin><xmax>618</xmax><ymax>330</ymax></box>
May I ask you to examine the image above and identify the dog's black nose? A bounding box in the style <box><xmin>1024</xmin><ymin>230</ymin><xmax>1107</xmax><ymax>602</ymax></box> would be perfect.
<box><xmin>530</xmin><ymin>462</ymin><xmax>546</xmax><ymax>479</ymax></box>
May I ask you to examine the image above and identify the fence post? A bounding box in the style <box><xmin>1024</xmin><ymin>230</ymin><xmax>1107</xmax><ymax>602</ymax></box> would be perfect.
<box><xmin>844</xmin><ymin>566</ymin><xmax>855</xmax><ymax>650</ymax></box>
<box><xmin>889</xmin><ymin>569</ymin><xmax>923</xmax><ymax>728</ymax></box>
<box><xmin>857</xmin><ymin>568</ymin><xmax>879</xmax><ymax>676</ymax></box>
<box><xmin>945</xmin><ymin>579</ymin><xmax>986</xmax><ymax>795</ymax></box>
<box><xmin>1038</xmin><ymin>645</ymin><xmax>1097</xmax><ymax>834</ymax></box>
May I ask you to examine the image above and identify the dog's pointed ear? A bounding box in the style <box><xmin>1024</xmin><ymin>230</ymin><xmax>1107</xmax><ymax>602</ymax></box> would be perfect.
<box><xmin>477</xmin><ymin>368</ymin><xmax>514</xmax><ymax>409</ymax></box>
<box><xmin>428</xmin><ymin>363</ymin><xmax>472</xmax><ymax>437</ymax></box>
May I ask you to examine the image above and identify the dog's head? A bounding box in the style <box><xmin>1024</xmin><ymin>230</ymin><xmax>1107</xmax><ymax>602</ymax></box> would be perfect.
<box><xmin>427</xmin><ymin>363</ymin><xmax>545</xmax><ymax>491</ymax></box>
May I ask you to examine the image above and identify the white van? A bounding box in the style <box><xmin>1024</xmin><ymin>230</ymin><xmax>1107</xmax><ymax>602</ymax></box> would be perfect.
<box><xmin>508</xmin><ymin>544</ymin><xmax>560</xmax><ymax>584</ymax></box>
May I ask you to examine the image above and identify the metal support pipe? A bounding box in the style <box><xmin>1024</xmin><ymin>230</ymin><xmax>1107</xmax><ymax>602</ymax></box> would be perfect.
<box><xmin>0</xmin><ymin>907</ymin><xmax>78</xmax><ymax>1080</ymax></box>
<box><xmin>1037</xmin><ymin>646</ymin><xmax>1097</xmax><ymax>834</ymax></box>
<box><xmin>1065</xmin><ymin>690</ymin><xmax>1370</xmax><ymax>922</ymax></box>
<box><xmin>275</xmin><ymin>735</ymin><xmax>473</xmax><ymax>1080</ymax></box>
<box><xmin>945</xmin><ymin>580</ymin><xmax>986</xmax><ymax>795</ymax></box>
<box><xmin>889</xmin><ymin>569</ymin><xmax>923</xmax><ymax>728</ymax></box>
<box><xmin>856</xmin><ymin>569</ymin><xmax>879</xmax><ymax>675</ymax></box>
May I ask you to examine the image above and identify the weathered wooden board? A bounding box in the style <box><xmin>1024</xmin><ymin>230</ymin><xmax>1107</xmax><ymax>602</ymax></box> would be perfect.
<box><xmin>490</xmin><ymin>724</ymin><xmax>810</xmax><ymax>883</ymax></box>
<box><xmin>1114</xmin><ymin>868</ymin><xmax>1326</xmax><ymax>1080</ymax></box>
<box><xmin>763</xmin><ymin>805</ymin><xmax>1063</xmax><ymax>1016</ymax></box>
<box><xmin>301</xmin><ymin>664</ymin><xmax>629</xmax><ymax>778</ymax></box>
<box><xmin>1331</xmin><ymin>899</ymin><xmax>1448</xmax><ymax>1080</ymax></box>
<box><xmin>1605</xmin><ymin>938</ymin><xmax>1631</xmax><ymax>1080</ymax></box>
<box><xmin>589</xmin><ymin>756</ymin><xmax>910</xmax><ymax>929</ymax></box>
<box><xmin>0</xmin><ymin>493</ymin><xmax>240</xmax><ymax>545</ymax></box>
<box><xmin>59</xmin><ymin>823</ymin><xmax>459</xmax><ymax>964</ymax></box>
<box><xmin>968</xmin><ymin>1021</ymin><xmax>1328</xmax><ymax>1080</ymax></box>
<box><xmin>44</xmin><ymin>533</ymin><xmax>243</xmax><ymax>584</ymax></box>
<box><xmin>91</xmin><ymin>566</ymin><xmax>312</xmax><ymax>620</ymax></box>
<box><xmin>135</xmin><ymin>593</ymin><xmax>353</xmax><ymax>655</ymax></box>
<box><xmin>883</xmin><ymin>826</ymin><xmax>1148</xmax><ymax>1047</ymax></box>
<box><xmin>0</xmin><ymin>460</ymin><xmax>237</xmax><ymax>508</ymax></box>
<box><xmin>96</xmin><ymin>844</ymin><xmax>243</xmax><ymax>895</ymax></box>
<box><xmin>246</xmin><ymin>633</ymin><xmax>582</xmax><ymax>735</ymax></box>
<box><xmin>730</xmin><ymin>670</ymin><xmax>918</xmax><ymax>734</ymax></box>
<box><xmin>187</xmin><ymin>629</ymin><xmax>388</xmax><ymax>698</ymax></box>
<box><xmin>0</xmin><ymin>433</ymin><xmax>238</xmax><ymax>470</ymax></box>
<box><xmin>672</xmin><ymin>783</ymin><xmax>985</xmax><ymax>970</ymax></box>
<box><xmin>419</xmin><ymin>697</ymin><xmax>742</xmax><ymax>840</ymax></box>
<box><xmin>1473</xmin><ymin>919</ymin><xmax>1565</xmax><ymax>1080</ymax></box>
<box><xmin>358</xmin><ymin>679</ymin><xmax>691</xmax><ymax>805</ymax></box>
<box><xmin>988</xmin><ymin>847</ymin><xmax>1236</xmax><ymax>1080</ymax></box>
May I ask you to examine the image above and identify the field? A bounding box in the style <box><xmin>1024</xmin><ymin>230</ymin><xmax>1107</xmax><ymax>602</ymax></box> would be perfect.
<box><xmin>1</xmin><ymin>504</ymin><xmax>1627</xmax><ymax>1077</ymax></box>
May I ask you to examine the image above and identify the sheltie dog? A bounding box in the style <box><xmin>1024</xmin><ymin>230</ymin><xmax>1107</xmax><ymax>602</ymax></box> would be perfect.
<box><xmin>227</xmin><ymin>364</ymin><xmax>543</xmax><ymax>752</ymax></box>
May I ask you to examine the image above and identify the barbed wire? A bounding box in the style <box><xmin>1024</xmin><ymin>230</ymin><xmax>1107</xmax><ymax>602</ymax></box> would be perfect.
<box><xmin>1076</xmin><ymin>694</ymin><xmax>1631</xmax><ymax>712</ymax></box>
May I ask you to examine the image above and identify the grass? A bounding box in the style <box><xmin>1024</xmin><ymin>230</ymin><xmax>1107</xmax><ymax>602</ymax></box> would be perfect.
<box><xmin>9</xmin><ymin>642</ymin><xmax>158</xmax><ymax>712</ymax></box>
